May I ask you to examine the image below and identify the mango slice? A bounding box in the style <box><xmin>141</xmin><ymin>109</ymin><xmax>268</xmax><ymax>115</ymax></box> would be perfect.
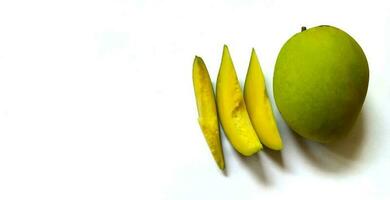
<box><xmin>193</xmin><ymin>56</ymin><xmax>225</xmax><ymax>170</ymax></box>
<box><xmin>216</xmin><ymin>45</ymin><xmax>262</xmax><ymax>156</ymax></box>
<box><xmin>244</xmin><ymin>49</ymin><xmax>283</xmax><ymax>150</ymax></box>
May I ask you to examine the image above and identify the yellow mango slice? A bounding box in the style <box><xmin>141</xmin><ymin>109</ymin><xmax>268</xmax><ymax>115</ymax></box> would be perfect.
<box><xmin>193</xmin><ymin>56</ymin><xmax>225</xmax><ymax>170</ymax></box>
<box><xmin>244</xmin><ymin>49</ymin><xmax>283</xmax><ymax>150</ymax></box>
<box><xmin>216</xmin><ymin>45</ymin><xmax>262</xmax><ymax>156</ymax></box>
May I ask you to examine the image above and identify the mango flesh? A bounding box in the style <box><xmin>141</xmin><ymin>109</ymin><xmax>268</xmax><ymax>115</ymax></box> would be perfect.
<box><xmin>216</xmin><ymin>45</ymin><xmax>262</xmax><ymax>156</ymax></box>
<box><xmin>193</xmin><ymin>56</ymin><xmax>225</xmax><ymax>169</ymax></box>
<box><xmin>244</xmin><ymin>49</ymin><xmax>283</xmax><ymax>150</ymax></box>
<box><xmin>273</xmin><ymin>25</ymin><xmax>369</xmax><ymax>143</ymax></box>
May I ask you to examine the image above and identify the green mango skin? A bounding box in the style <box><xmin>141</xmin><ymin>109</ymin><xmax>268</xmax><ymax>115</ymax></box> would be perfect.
<box><xmin>273</xmin><ymin>25</ymin><xmax>369</xmax><ymax>143</ymax></box>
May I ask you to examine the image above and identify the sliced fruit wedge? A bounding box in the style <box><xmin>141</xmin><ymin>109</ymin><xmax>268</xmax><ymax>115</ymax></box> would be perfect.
<box><xmin>193</xmin><ymin>56</ymin><xmax>225</xmax><ymax>170</ymax></box>
<box><xmin>244</xmin><ymin>49</ymin><xmax>283</xmax><ymax>150</ymax></box>
<box><xmin>216</xmin><ymin>45</ymin><xmax>262</xmax><ymax>156</ymax></box>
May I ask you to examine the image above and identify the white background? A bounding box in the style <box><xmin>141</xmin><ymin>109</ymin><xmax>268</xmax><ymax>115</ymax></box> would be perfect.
<box><xmin>0</xmin><ymin>0</ymin><xmax>389</xmax><ymax>199</ymax></box>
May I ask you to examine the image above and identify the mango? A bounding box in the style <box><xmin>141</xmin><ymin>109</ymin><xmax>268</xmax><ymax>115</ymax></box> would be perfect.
<box><xmin>273</xmin><ymin>25</ymin><xmax>369</xmax><ymax>143</ymax></box>
<box><xmin>216</xmin><ymin>45</ymin><xmax>262</xmax><ymax>156</ymax></box>
<box><xmin>244</xmin><ymin>49</ymin><xmax>283</xmax><ymax>150</ymax></box>
<box><xmin>193</xmin><ymin>56</ymin><xmax>225</xmax><ymax>169</ymax></box>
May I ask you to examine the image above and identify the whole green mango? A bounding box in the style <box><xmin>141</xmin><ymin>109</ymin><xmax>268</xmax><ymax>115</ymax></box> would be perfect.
<box><xmin>273</xmin><ymin>25</ymin><xmax>369</xmax><ymax>143</ymax></box>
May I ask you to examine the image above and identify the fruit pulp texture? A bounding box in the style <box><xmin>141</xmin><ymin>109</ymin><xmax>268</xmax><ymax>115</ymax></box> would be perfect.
<box><xmin>216</xmin><ymin>45</ymin><xmax>262</xmax><ymax>156</ymax></box>
<box><xmin>244</xmin><ymin>49</ymin><xmax>283</xmax><ymax>150</ymax></box>
<box><xmin>193</xmin><ymin>56</ymin><xmax>225</xmax><ymax>169</ymax></box>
